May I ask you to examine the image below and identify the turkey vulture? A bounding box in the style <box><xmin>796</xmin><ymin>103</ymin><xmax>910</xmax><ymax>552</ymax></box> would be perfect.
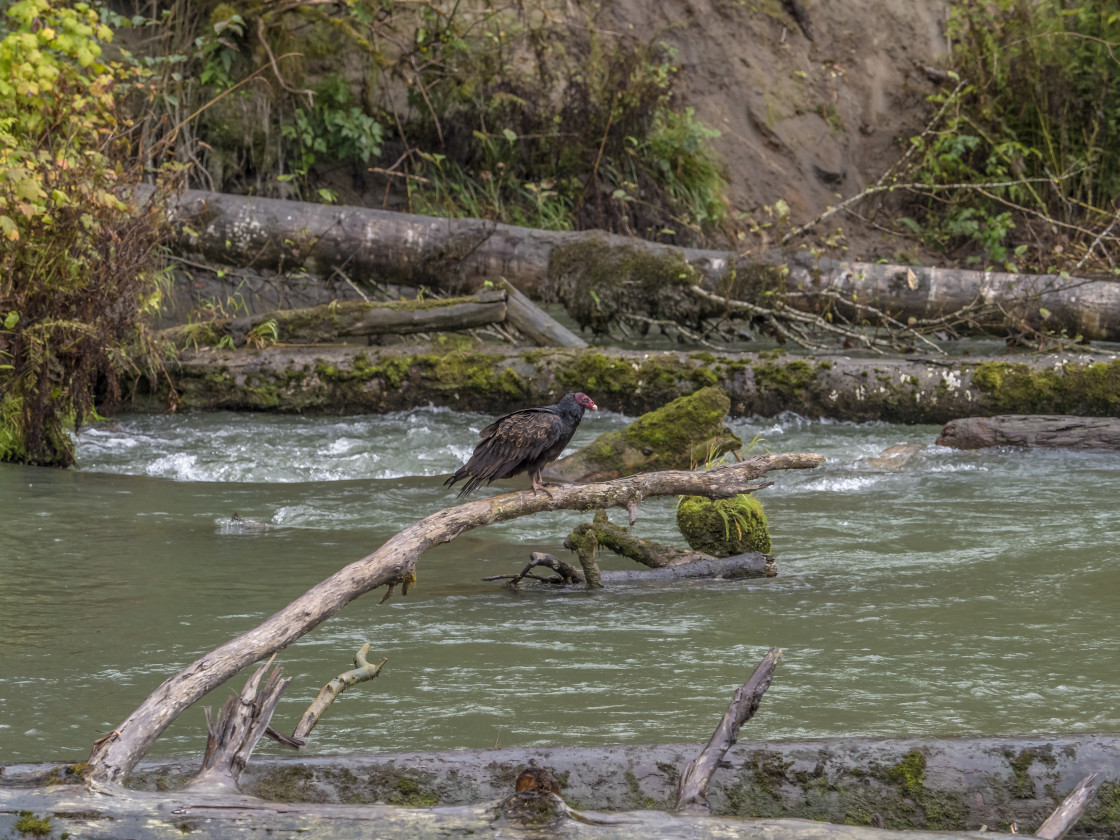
<box><xmin>445</xmin><ymin>392</ymin><xmax>598</xmax><ymax>497</ymax></box>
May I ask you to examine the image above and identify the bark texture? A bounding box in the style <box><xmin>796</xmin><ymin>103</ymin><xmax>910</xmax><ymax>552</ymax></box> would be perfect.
<box><xmin>84</xmin><ymin>453</ymin><xmax>823</xmax><ymax>784</ymax></box>
<box><xmin>152</xmin><ymin>188</ymin><xmax>1120</xmax><ymax>341</ymax></box>
<box><xmin>137</xmin><ymin>344</ymin><xmax>1120</xmax><ymax>424</ymax></box>
<box><xmin>936</xmin><ymin>415</ymin><xmax>1120</xmax><ymax>450</ymax></box>
<box><xmin>9</xmin><ymin>735</ymin><xmax>1119</xmax><ymax>837</ymax></box>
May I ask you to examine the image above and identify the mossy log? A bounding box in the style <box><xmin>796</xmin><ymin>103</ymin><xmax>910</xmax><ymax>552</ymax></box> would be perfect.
<box><xmin>159</xmin><ymin>290</ymin><xmax>508</xmax><ymax>349</ymax></box>
<box><xmin>154</xmin><ymin>188</ymin><xmax>1120</xmax><ymax>341</ymax></box>
<box><xmin>544</xmin><ymin>385</ymin><xmax>741</xmax><ymax>483</ymax></box>
<box><xmin>936</xmin><ymin>415</ymin><xmax>1120</xmax><ymax>450</ymax></box>
<box><xmin>138</xmin><ymin>344</ymin><xmax>1120</xmax><ymax>425</ymax></box>
<box><xmin>7</xmin><ymin>735</ymin><xmax>1118</xmax><ymax>837</ymax></box>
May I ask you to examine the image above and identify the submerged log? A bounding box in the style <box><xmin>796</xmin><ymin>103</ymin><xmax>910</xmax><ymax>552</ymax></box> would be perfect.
<box><xmin>936</xmin><ymin>415</ymin><xmax>1120</xmax><ymax>451</ymax></box>
<box><xmin>84</xmin><ymin>453</ymin><xmax>823</xmax><ymax>784</ymax></box>
<box><xmin>138</xmin><ymin>343</ymin><xmax>1120</xmax><ymax>424</ymax></box>
<box><xmin>153</xmin><ymin>187</ymin><xmax>1120</xmax><ymax>342</ymax></box>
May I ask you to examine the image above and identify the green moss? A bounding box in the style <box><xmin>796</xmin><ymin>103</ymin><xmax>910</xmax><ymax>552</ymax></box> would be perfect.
<box><xmin>250</xmin><ymin>765</ymin><xmax>326</xmax><ymax>803</ymax></box>
<box><xmin>15</xmin><ymin>812</ymin><xmax>52</xmax><ymax>836</ymax></box>
<box><xmin>970</xmin><ymin>359</ymin><xmax>1120</xmax><ymax>414</ymax></box>
<box><xmin>1005</xmin><ymin>745</ymin><xmax>1055</xmax><ymax>799</ymax></box>
<box><xmin>575</xmin><ymin>386</ymin><xmax>741</xmax><ymax>477</ymax></box>
<box><xmin>389</xmin><ymin>776</ymin><xmax>440</xmax><ymax>807</ymax></box>
<box><xmin>886</xmin><ymin>749</ymin><xmax>927</xmax><ymax>800</ymax></box>
<box><xmin>547</xmin><ymin>240</ymin><xmax>704</xmax><ymax>334</ymax></box>
<box><xmin>752</xmin><ymin>359</ymin><xmax>816</xmax><ymax>398</ymax></box>
<box><xmin>677</xmin><ymin>493</ymin><xmax>771</xmax><ymax>556</ymax></box>
<box><xmin>1081</xmin><ymin>781</ymin><xmax>1120</xmax><ymax>835</ymax></box>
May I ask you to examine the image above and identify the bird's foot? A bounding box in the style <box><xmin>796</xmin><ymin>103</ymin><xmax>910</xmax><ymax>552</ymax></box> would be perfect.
<box><xmin>531</xmin><ymin>474</ymin><xmax>554</xmax><ymax>498</ymax></box>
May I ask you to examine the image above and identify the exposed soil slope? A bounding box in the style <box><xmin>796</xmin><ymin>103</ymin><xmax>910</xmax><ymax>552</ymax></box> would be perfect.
<box><xmin>598</xmin><ymin>0</ymin><xmax>952</xmax><ymax>249</ymax></box>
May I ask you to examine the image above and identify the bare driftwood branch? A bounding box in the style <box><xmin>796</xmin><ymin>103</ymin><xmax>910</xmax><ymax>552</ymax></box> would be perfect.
<box><xmin>186</xmin><ymin>657</ymin><xmax>291</xmax><ymax>792</ymax></box>
<box><xmin>86</xmin><ymin>453</ymin><xmax>824</xmax><ymax>783</ymax></box>
<box><xmin>1034</xmin><ymin>773</ymin><xmax>1101</xmax><ymax>840</ymax></box>
<box><xmin>264</xmin><ymin>644</ymin><xmax>387</xmax><ymax>749</ymax></box>
<box><xmin>482</xmin><ymin>551</ymin><xmax>586</xmax><ymax>587</ymax></box>
<box><xmin>674</xmin><ymin>646</ymin><xmax>783</xmax><ymax>814</ymax></box>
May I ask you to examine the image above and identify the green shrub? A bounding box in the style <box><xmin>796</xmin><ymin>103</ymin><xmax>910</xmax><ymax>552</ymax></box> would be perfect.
<box><xmin>0</xmin><ymin>0</ymin><xmax>172</xmax><ymax>466</ymax></box>
<box><xmin>901</xmin><ymin>0</ymin><xmax>1120</xmax><ymax>265</ymax></box>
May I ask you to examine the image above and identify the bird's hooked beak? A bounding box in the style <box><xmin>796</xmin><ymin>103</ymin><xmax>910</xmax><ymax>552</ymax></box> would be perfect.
<box><xmin>588</xmin><ymin>399</ymin><xmax>598</xmax><ymax>411</ymax></box>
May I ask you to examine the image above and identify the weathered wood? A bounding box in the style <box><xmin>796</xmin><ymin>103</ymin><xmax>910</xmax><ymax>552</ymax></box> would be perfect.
<box><xmin>84</xmin><ymin>453</ymin><xmax>824</xmax><ymax>784</ymax></box>
<box><xmin>11</xmin><ymin>735</ymin><xmax>1120</xmax><ymax>831</ymax></box>
<box><xmin>0</xmin><ymin>783</ymin><xmax>1028</xmax><ymax>840</ymax></box>
<box><xmin>151</xmin><ymin>187</ymin><xmax>1120</xmax><ymax>341</ymax></box>
<box><xmin>1035</xmin><ymin>773</ymin><xmax>1101</xmax><ymax>840</ymax></box>
<box><xmin>499</xmin><ymin>277</ymin><xmax>587</xmax><ymax>348</ymax></box>
<box><xmin>141</xmin><ymin>343</ymin><xmax>1120</xmax><ymax>425</ymax></box>
<box><xmin>186</xmin><ymin>660</ymin><xmax>291</xmax><ymax>792</ymax></box>
<box><xmin>484</xmin><ymin>549</ymin><xmax>775</xmax><ymax>587</ymax></box>
<box><xmin>159</xmin><ymin>290</ymin><xmax>508</xmax><ymax>348</ymax></box>
<box><xmin>598</xmin><ymin>552</ymin><xmax>776</xmax><ymax>581</ymax></box>
<box><xmin>289</xmin><ymin>644</ymin><xmax>386</xmax><ymax>744</ymax></box>
<box><xmin>675</xmin><ymin>647</ymin><xmax>783</xmax><ymax>813</ymax></box>
<box><xmin>936</xmin><ymin>415</ymin><xmax>1120</xmax><ymax>450</ymax></box>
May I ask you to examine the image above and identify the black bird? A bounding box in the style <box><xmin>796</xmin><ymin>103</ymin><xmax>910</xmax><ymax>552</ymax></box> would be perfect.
<box><xmin>445</xmin><ymin>392</ymin><xmax>598</xmax><ymax>497</ymax></box>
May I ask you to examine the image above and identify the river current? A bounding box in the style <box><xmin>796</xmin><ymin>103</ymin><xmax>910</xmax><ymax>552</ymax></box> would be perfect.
<box><xmin>1</xmin><ymin>408</ymin><xmax>1118</xmax><ymax>763</ymax></box>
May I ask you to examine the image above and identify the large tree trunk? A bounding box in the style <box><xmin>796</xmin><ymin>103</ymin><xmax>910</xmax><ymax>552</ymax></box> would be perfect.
<box><xmin>84</xmin><ymin>454</ymin><xmax>823</xmax><ymax>784</ymax></box>
<box><xmin>136</xmin><ymin>343</ymin><xmax>1120</xmax><ymax>424</ymax></box>
<box><xmin>152</xmin><ymin>188</ymin><xmax>1120</xmax><ymax>341</ymax></box>
<box><xmin>7</xmin><ymin>735</ymin><xmax>1117</xmax><ymax>838</ymax></box>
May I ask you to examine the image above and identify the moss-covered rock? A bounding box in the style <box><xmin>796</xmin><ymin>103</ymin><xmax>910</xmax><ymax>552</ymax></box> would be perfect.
<box><xmin>544</xmin><ymin>385</ymin><xmax>741</xmax><ymax>482</ymax></box>
<box><xmin>676</xmin><ymin>493</ymin><xmax>770</xmax><ymax>556</ymax></box>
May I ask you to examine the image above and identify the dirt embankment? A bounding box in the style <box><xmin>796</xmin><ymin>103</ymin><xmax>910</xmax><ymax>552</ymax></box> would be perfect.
<box><xmin>604</xmin><ymin>0</ymin><xmax>950</xmax><ymax>253</ymax></box>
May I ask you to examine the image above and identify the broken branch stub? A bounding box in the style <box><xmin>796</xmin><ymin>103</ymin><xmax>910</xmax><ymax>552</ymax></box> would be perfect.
<box><xmin>674</xmin><ymin>646</ymin><xmax>784</xmax><ymax>814</ymax></box>
<box><xmin>186</xmin><ymin>658</ymin><xmax>291</xmax><ymax>792</ymax></box>
<box><xmin>85</xmin><ymin>452</ymin><xmax>822</xmax><ymax>784</ymax></box>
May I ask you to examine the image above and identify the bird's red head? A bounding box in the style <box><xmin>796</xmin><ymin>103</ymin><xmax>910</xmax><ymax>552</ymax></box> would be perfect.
<box><xmin>574</xmin><ymin>392</ymin><xmax>598</xmax><ymax>411</ymax></box>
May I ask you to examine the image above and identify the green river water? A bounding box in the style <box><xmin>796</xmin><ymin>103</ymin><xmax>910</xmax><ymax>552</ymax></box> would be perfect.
<box><xmin>1</xmin><ymin>408</ymin><xmax>1118</xmax><ymax>765</ymax></box>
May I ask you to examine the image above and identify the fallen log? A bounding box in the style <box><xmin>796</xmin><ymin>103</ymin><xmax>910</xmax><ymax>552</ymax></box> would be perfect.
<box><xmin>7</xmin><ymin>735</ymin><xmax>1118</xmax><ymax>837</ymax></box>
<box><xmin>936</xmin><ymin>415</ymin><xmax>1120</xmax><ymax>450</ymax></box>
<box><xmin>483</xmin><ymin>549</ymin><xmax>775</xmax><ymax>587</ymax></box>
<box><xmin>151</xmin><ymin>187</ymin><xmax>1120</xmax><ymax>342</ymax></box>
<box><xmin>84</xmin><ymin>453</ymin><xmax>823</xmax><ymax>784</ymax></box>
<box><xmin>159</xmin><ymin>289</ymin><xmax>509</xmax><ymax>348</ymax></box>
<box><xmin>137</xmin><ymin>343</ymin><xmax>1120</xmax><ymax>424</ymax></box>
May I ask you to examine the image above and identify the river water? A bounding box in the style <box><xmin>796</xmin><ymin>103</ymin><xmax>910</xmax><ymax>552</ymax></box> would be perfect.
<box><xmin>1</xmin><ymin>408</ymin><xmax>1118</xmax><ymax>765</ymax></box>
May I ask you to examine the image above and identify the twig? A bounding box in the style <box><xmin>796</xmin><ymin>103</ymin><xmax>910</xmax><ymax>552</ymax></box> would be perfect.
<box><xmin>257</xmin><ymin>18</ymin><xmax>315</xmax><ymax>104</ymax></box>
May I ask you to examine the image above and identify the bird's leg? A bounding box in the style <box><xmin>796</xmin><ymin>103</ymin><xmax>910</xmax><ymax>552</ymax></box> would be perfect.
<box><xmin>531</xmin><ymin>469</ymin><xmax>554</xmax><ymax>498</ymax></box>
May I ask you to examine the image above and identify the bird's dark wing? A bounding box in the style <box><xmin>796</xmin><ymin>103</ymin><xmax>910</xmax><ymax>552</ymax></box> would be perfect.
<box><xmin>472</xmin><ymin>411</ymin><xmax>565</xmax><ymax>477</ymax></box>
<box><xmin>478</xmin><ymin>406</ymin><xmax>556</xmax><ymax>440</ymax></box>
<box><xmin>444</xmin><ymin>410</ymin><xmax>566</xmax><ymax>496</ymax></box>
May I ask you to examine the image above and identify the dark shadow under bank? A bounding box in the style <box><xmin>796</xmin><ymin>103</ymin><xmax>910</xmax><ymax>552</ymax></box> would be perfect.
<box><xmin>4</xmin><ymin>736</ymin><xmax>1118</xmax><ymax>837</ymax></box>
